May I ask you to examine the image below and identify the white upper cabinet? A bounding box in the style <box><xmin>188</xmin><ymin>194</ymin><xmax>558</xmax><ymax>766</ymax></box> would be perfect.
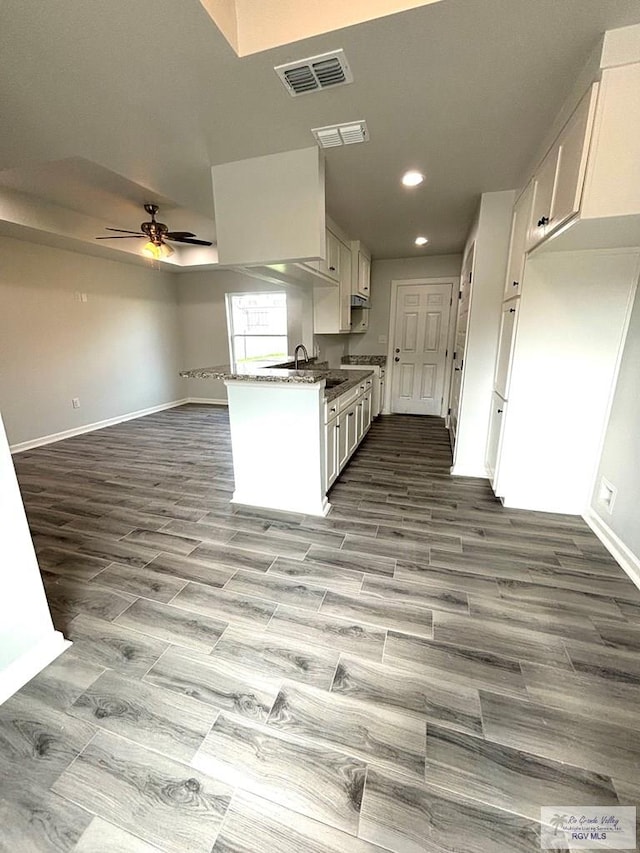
<box><xmin>313</xmin><ymin>237</ymin><xmax>352</xmax><ymax>334</ymax></box>
<box><xmin>526</xmin><ymin>84</ymin><xmax>598</xmax><ymax>251</ymax></box>
<box><xmin>582</xmin><ymin>62</ymin><xmax>640</xmax><ymax>219</ymax></box>
<box><xmin>504</xmin><ymin>182</ymin><xmax>534</xmax><ymax>298</ymax></box>
<box><xmin>551</xmin><ymin>84</ymin><xmax>598</xmax><ymax>228</ymax></box>
<box><xmin>351</xmin><ymin>241</ymin><xmax>371</xmax><ymax>298</ymax></box>
<box><xmin>527</xmin><ymin>145</ymin><xmax>559</xmax><ymax>249</ymax></box>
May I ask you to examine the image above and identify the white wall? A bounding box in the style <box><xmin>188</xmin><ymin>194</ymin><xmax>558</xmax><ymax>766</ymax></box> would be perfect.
<box><xmin>348</xmin><ymin>254</ymin><xmax>463</xmax><ymax>356</ymax></box>
<box><xmin>589</xmin><ymin>280</ymin><xmax>640</xmax><ymax>562</ymax></box>
<box><xmin>177</xmin><ymin>269</ymin><xmax>314</xmax><ymax>401</ymax></box>
<box><xmin>452</xmin><ymin>190</ymin><xmax>515</xmax><ymax>477</ymax></box>
<box><xmin>0</xmin><ymin>235</ymin><xmax>182</xmax><ymax>447</ymax></box>
<box><xmin>0</xmin><ymin>410</ymin><xmax>66</xmax><ymax>704</ymax></box>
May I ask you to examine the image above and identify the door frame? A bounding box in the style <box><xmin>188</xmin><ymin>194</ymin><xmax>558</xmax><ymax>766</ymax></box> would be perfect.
<box><xmin>385</xmin><ymin>277</ymin><xmax>458</xmax><ymax>416</ymax></box>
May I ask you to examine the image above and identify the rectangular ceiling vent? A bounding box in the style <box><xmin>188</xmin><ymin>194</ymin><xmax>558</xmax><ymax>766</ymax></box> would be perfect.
<box><xmin>312</xmin><ymin>121</ymin><xmax>369</xmax><ymax>148</ymax></box>
<box><xmin>275</xmin><ymin>50</ymin><xmax>353</xmax><ymax>97</ymax></box>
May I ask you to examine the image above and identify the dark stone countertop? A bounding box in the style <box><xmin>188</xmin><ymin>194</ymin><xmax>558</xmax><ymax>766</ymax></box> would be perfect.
<box><xmin>341</xmin><ymin>355</ymin><xmax>387</xmax><ymax>366</ymax></box>
<box><xmin>180</xmin><ymin>365</ymin><xmax>373</xmax><ymax>402</ymax></box>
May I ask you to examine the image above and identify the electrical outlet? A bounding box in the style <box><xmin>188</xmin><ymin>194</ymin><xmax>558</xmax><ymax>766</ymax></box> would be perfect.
<box><xmin>598</xmin><ymin>477</ymin><xmax>616</xmax><ymax>514</ymax></box>
<box><xmin>72</xmin><ymin>398</ymin><xmax>80</xmax><ymax>409</ymax></box>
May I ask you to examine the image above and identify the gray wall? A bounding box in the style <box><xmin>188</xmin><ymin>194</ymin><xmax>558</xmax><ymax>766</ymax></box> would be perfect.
<box><xmin>177</xmin><ymin>269</ymin><xmax>314</xmax><ymax>401</ymax></box>
<box><xmin>0</xmin><ymin>235</ymin><xmax>182</xmax><ymax>447</ymax></box>
<box><xmin>590</xmin><ymin>283</ymin><xmax>640</xmax><ymax>560</ymax></box>
<box><xmin>348</xmin><ymin>254</ymin><xmax>463</xmax><ymax>356</ymax></box>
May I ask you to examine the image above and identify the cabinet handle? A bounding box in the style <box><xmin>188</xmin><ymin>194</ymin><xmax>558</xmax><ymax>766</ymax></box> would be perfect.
<box><xmin>394</xmin><ymin>357</ymin><xmax>400</xmax><ymax>362</ymax></box>
<box><xmin>537</xmin><ymin>216</ymin><xmax>549</xmax><ymax>227</ymax></box>
<box><xmin>329</xmin><ymin>266</ymin><xmax>336</xmax><ymax>271</ymax></box>
<box><xmin>348</xmin><ymin>412</ymin><xmax>354</xmax><ymax>417</ymax></box>
<box><xmin>509</xmin><ymin>307</ymin><xmax>516</xmax><ymax>313</ymax></box>
<box><xmin>330</xmin><ymin>407</ymin><xmax>336</xmax><ymax>413</ymax></box>
<box><xmin>497</xmin><ymin>408</ymin><xmax>503</xmax><ymax>414</ymax></box>
<box><xmin>512</xmin><ymin>281</ymin><xmax>518</xmax><ymax>288</ymax></box>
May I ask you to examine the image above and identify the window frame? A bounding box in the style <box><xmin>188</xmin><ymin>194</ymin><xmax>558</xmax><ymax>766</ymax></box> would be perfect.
<box><xmin>225</xmin><ymin>290</ymin><xmax>289</xmax><ymax>371</ymax></box>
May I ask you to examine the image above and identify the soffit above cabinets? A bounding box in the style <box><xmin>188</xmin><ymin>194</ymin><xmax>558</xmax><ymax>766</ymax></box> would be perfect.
<box><xmin>198</xmin><ymin>0</ymin><xmax>443</xmax><ymax>56</ymax></box>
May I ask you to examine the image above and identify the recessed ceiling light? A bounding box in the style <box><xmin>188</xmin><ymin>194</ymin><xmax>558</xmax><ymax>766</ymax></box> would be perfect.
<box><xmin>414</xmin><ymin>236</ymin><xmax>428</xmax><ymax>246</ymax></box>
<box><xmin>402</xmin><ymin>170</ymin><xmax>424</xmax><ymax>187</ymax></box>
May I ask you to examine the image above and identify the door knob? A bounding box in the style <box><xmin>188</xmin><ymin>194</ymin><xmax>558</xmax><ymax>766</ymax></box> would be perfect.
<box><xmin>394</xmin><ymin>357</ymin><xmax>400</xmax><ymax>362</ymax></box>
<box><xmin>395</xmin><ymin>348</ymin><xmax>400</xmax><ymax>354</ymax></box>
<box><xmin>537</xmin><ymin>216</ymin><xmax>549</xmax><ymax>227</ymax></box>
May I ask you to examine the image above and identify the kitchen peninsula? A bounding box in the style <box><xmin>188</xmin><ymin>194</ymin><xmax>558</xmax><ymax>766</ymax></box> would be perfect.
<box><xmin>180</xmin><ymin>364</ymin><xmax>374</xmax><ymax>516</ymax></box>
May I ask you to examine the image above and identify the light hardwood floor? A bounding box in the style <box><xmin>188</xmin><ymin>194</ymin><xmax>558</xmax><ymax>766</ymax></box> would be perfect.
<box><xmin>2</xmin><ymin>404</ymin><xmax>639</xmax><ymax>852</ymax></box>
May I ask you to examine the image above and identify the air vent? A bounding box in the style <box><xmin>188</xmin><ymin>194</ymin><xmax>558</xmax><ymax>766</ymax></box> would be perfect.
<box><xmin>275</xmin><ymin>50</ymin><xmax>353</xmax><ymax>97</ymax></box>
<box><xmin>312</xmin><ymin>121</ymin><xmax>369</xmax><ymax>148</ymax></box>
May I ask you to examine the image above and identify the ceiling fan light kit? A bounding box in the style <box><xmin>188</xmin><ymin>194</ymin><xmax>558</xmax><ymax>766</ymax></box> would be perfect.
<box><xmin>96</xmin><ymin>203</ymin><xmax>213</xmax><ymax>259</ymax></box>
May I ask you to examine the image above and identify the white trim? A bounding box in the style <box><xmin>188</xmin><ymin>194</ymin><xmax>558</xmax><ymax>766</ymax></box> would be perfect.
<box><xmin>385</xmin><ymin>277</ymin><xmax>458</xmax><ymax>416</ymax></box>
<box><xmin>0</xmin><ymin>631</ymin><xmax>70</xmax><ymax>707</ymax></box>
<box><xmin>450</xmin><ymin>463</ymin><xmax>489</xmax><ymax>479</ymax></box>
<box><xmin>10</xmin><ymin>399</ymin><xmax>190</xmax><ymax>453</ymax></box>
<box><xmin>584</xmin><ymin>507</ymin><xmax>640</xmax><ymax>592</ymax></box>
<box><xmin>186</xmin><ymin>398</ymin><xmax>229</xmax><ymax>406</ymax></box>
<box><xmin>232</xmin><ymin>492</ymin><xmax>330</xmax><ymax>517</ymax></box>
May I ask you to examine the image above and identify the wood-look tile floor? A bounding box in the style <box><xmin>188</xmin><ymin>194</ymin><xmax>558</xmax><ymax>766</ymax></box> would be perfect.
<box><xmin>3</xmin><ymin>404</ymin><xmax>640</xmax><ymax>852</ymax></box>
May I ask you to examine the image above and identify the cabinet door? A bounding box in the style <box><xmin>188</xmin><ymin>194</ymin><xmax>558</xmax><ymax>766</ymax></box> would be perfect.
<box><xmin>494</xmin><ymin>299</ymin><xmax>519</xmax><ymax>399</ymax></box>
<box><xmin>358</xmin><ymin>253</ymin><xmax>371</xmax><ymax>298</ymax></box>
<box><xmin>337</xmin><ymin>412</ymin><xmax>349</xmax><ymax>470</ymax></box>
<box><xmin>486</xmin><ymin>393</ymin><xmax>506</xmax><ymax>487</ymax></box>
<box><xmin>325</xmin><ymin>418</ymin><xmax>338</xmax><ymax>488</ymax></box>
<box><xmin>551</xmin><ymin>85</ymin><xmax>598</xmax><ymax>231</ymax></box>
<box><xmin>363</xmin><ymin>391</ymin><xmax>372</xmax><ymax>432</ymax></box>
<box><xmin>346</xmin><ymin>405</ymin><xmax>358</xmax><ymax>458</ymax></box>
<box><xmin>326</xmin><ymin>229</ymin><xmax>341</xmax><ymax>281</ymax></box>
<box><xmin>527</xmin><ymin>146</ymin><xmax>559</xmax><ymax>249</ymax></box>
<box><xmin>339</xmin><ymin>241</ymin><xmax>352</xmax><ymax>332</ymax></box>
<box><xmin>504</xmin><ymin>182</ymin><xmax>533</xmax><ymax>299</ymax></box>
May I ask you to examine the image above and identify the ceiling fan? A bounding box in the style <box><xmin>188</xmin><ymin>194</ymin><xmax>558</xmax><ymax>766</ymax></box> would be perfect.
<box><xmin>96</xmin><ymin>203</ymin><xmax>213</xmax><ymax>259</ymax></box>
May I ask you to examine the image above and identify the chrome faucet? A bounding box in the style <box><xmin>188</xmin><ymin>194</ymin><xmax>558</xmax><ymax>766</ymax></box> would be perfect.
<box><xmin>294</xmin><ymin>344</ymin><xmax>309</xmax><ymax>369</ymax></box>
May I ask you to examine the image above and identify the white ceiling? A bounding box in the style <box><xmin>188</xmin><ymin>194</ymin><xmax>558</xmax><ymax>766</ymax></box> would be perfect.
<box><xmin>1</xmin><ymin>0</ymin><xmax>640</xmax><ymax>262</ymax></box>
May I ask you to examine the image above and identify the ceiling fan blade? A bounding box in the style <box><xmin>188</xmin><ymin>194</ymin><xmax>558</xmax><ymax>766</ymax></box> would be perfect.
<box><xmin>165</xmin><ymin>231</ymin><xmax>196</xmax><ymax>239</ymax></box>
<box><xmin>105</xmin><ymin>227</ymin><xmax>144</xmax><ymax>234</ymax></box>
<box><xmin>95</xmin><ymin>235</ymin><xmax>146</xmax><ymax>239</ymax></box>
<box><xmin>168</xmin><ymin>237</ymin><xmax>214</xmax><ymax>246</ymax></box>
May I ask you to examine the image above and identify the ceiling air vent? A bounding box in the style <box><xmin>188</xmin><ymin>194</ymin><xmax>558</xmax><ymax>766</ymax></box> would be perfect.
<box><xmin>275</xmin><ymin>50</ymin><xmax>353</xmax><ymax>97</ymax></box>
<box><xmin>312</xmin><ymin>121</ymin><xmax>369</xmax><ymax>149</ymax></box>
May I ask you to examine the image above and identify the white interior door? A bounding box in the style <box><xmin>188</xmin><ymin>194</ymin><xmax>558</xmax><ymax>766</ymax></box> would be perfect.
<box><xmin>448</xmin><ymin>243</ymin><xmax>474</xmax><ymax>442</ymax></box>
<box><xmin>390</xmin><ymin>282</ymin><xmax>452</xmax><ymax>415</ymax></box>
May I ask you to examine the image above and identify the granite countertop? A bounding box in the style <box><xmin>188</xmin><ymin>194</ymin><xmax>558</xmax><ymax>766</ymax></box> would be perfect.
<box><xmin>341</xmin><ymin>355</ymin><xmax>387</xmax><ymax>366</ymax></box>
<box><xmin>180</xmin><ymin>364</ymin><xmax>373</xmax><ymax>401</ymax></box>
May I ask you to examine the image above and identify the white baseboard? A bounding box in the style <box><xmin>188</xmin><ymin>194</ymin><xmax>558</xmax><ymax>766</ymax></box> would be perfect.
<box><xmin>187</xmin><ymin>398</ymin><xmax>228</xmax><ymax>406</ymax></box>
<box><xmin>232</xmin><ymin>491</ymin><xmax>330</xmax><ymax>517</ymax></box>
<box><xmin>450</xmin><ymin>463</ymin><xmax>489</xmax><ymax>479</ymax></box>
<box><xmin>583</xmin><ymin>507</ymin><xmax>640</xmax><ymax>592</ymax></box>
<box><xmin>0</xmin><ymin>631</ymin><xmax>70</xmax><ymax>706</ymax></box>
<box><xmin>10</xmin><ymin>398</ymin><xmax>195</xmax><ymax>453</ymax></box>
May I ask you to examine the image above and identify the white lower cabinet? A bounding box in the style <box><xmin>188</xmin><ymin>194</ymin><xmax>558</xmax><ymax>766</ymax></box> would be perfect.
<box><xmin>325</xmin><ymin>377</ymin><xmax>374</xmax><ymax>489</ymax></box>
<box><xmin>325</xmin><ymin>417</ymin><xmax>338</xmax><ymax>489</ymax></box>
<box><xmin>486</xmin><ymin>393</ymin><xmax>506</xmax><ymax>490</ymax></box>
<box><xmin>337</xmin><ymin>411</ymin><xmax>349</xmax><ymax>470</ymax></box>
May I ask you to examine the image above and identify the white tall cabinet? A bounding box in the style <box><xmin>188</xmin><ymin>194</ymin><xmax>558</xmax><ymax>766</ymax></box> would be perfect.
<box><xmin>487</xmin><ymin>62</ymin><xmax>640</xmax><ymax>513</ymax></box>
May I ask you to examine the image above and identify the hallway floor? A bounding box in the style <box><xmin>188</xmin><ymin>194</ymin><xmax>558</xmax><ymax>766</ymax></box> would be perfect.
<box><xmin>2</xmin><ymin>405</ymin><xmax>639</xmax><ymax>852</ymax></box>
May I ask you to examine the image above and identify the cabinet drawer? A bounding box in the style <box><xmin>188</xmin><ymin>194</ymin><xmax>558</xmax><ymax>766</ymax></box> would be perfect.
<box><xmin>337</xmin><ymin>385</ymin><xmax>361</xmax><ymax>412</ymax></box>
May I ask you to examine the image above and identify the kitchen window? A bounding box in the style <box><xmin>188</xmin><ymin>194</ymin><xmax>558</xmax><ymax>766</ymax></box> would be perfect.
<box><xmin>226</xmin><ymin>291</ymin><xmax>288</xmax><ymax>370</ymax></box>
